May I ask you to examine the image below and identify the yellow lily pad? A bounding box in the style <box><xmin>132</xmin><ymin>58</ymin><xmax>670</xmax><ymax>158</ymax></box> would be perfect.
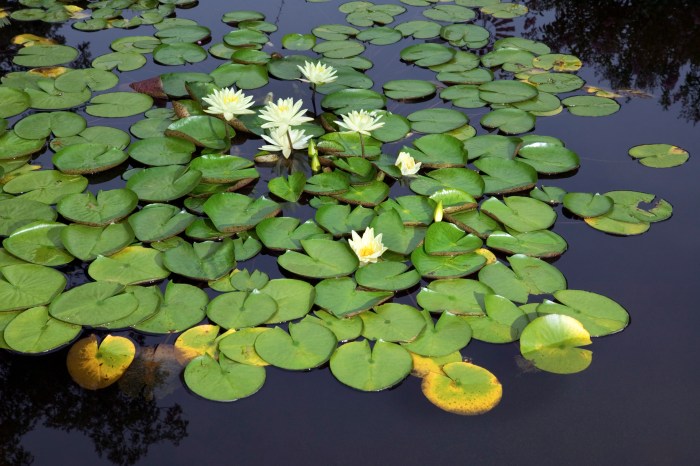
<box><xmin>474</xmin><ymin>247</ymin><xmax>497</xmax><ymax>264</ymax></box>
<box><xmin>421</xmin><ymin>362</ymin><xmax>502</xmax><ymax>415</ymax></box>
<box><xmin>67</xmin><ymin>334</ymin><xmax>135</xmax><ymax>390</ymax></box>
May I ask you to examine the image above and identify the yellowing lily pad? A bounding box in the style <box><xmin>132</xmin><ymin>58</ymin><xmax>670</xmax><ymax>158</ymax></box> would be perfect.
<box><xmin>67</xmin><ymin>334</ymin><xmax>136</xmax><ymax>390</ymax></box>
<box><xmin>421</xmin><ymin>362</ymin><xmax>502</xmax><ymax>415</ymax></box>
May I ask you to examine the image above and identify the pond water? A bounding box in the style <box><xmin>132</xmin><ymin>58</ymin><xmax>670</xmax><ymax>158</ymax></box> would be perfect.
<box><xmin>1</xmin><ymin>0</ymin><xmax>699</xmax><ymax>465</ymax></box>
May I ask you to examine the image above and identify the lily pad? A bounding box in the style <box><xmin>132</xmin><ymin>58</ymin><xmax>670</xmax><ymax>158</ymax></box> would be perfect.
<box><xmin>126</xmin><ymin>165</ymin><xmax>202</xmax><ymax>202</ymax></box>
<box><xmin>13</xmin><ymin>45</ymin><xmax>78</xmax><ymax>67</ymax></box>
<box><xmin>207</xmin><ymin>290</ymin><xmax>278</xmax><ymax>329</ymax></box>
<box><xmin>203</xmin><ymin>193</ymin><xmax>280</xmax><ymax>233</ymax></box>
<box><xmin>133</xmin><ymin>282</ymin><xmax>208</xmax><ymax>334</ymax></box>
<box><xmin>0</xmin><ymin>198</ymin><xmax>57</xmax><ymax>236</ymax></box>
<box><xmin>563</xmin><ymin>192</ymin><xmax>613</xmax><ymax>218</ymax></box>
<box><xmin>355</xmin><ymin>261</ymin><xmax>420</xmax><ymax>291</ymax></box>
<box><xmin>88</xmin><ymin>246</ymin><xmax>170</xmax><ymax>286</ymax></box>
<box><xmin>50</xmin><ymin>281</ymin><xmax>137</xmax><ymax>326</ymax></box>
<box><xmin>417</xmin><ymin>279</ymin><xmax>492</xmax><ymax>316</ymax></box>
<box><xmin>411</xmin><ymin>246</ymin><xmax>486</xmax><ymax>279</ymax></box>
<box><xmin>3</xmin><ymin>221</ymin><xmax>73</xmax><ymax>266</ymax></box>
<box><xmin>3</xmin><ymin>305</ymin><xmax>81</xmax><ymax>354</ymax></box>
<box><xmin>562</xmin><ymin>95</ymin><xmax>620</xmax><ymax>117</ymax></box>
<box><xmin>86</xmin><ymin>92</ymin><xmax>153</xmax><ymax>118</ymax></box>
<box><xmin>57</xmin><ymin>189</ymin><xmax>138</xmax><ymax>226</ymax></box>
<box><xmin>361</xmin><ymin>303</ymin><xmax>426</xmax><ymax>343</ymax></box>
<box><xmin>330</xmin><ymin>340</ymin><xmax>412</xmax><ymax>391</ymax></box>
<box><xmin>163</xmin><ymin>239</ymin><xmax>236</xmax><ymax>281</ymax></box>
<box><xmin>184</xmin><ymin>355</ymin><xmax>266</xmax><ymax>401</ymax></box>
<box><xmin>61</xmin><ymin>223</ymin><xmax>135</xmax><ymax>262</ymax></box>
<box><xmin>537</xmin><ymin>289</ymin><xmax>630</xmax><ymax>337</ymax></box>
<box><xmin>0</xmin><ymin>264</ymin><xmax>66</xmax><ymax>312</ymax></box>
<box><xmin>67</xmin><ymin>334</ymin><xmax>136</xmax><ymax>389</ymax></box>
<box><xmin>402</xmin><ymin>311</ymin><xmax>473</xmax><ymax>357</ymax></box>
<box><xmin>128</xmin><ymin>204</ymin><xmax>196</xmax><ymax>242</ymax></box>
<box><xmin>421</xmin><ymin>362</ymin><xmax>502</xmax><ymax>415</ymax></box>
<box><xmin>473</xmin><ymin>158</ymin><xmax>537</xmax><ymax>194</ymax></box>
<box><xmin>424</xmin><ymin>222</ymin><xmax>482</xmax><ymax>256</ymax></box>
<box><xmin>481</xmin><ymin>196</ymin><xmax>556</xmax><ymax>232</ymax></box>
<box><xmin>278</xmin><ymin>239</ymin><xmax>358</xmax><ymax>279</ymax></box>
<box><xmin>314</xmin><ymin>277</ymin><xmax>393</xmax><ymax>318</ymax></box>
<box><xmin>628</xmin><ymin>144</ymin><xmax>690</xmax><ymax>168</ymax></box>
<box><xmin>520</xmin><ymin>314</ymin><xmax>592</xmax><ymax>374</ymax></box>
<box><xmin>486</xmin><ymin>230</ymin><xmax>567</xmax><ymax>258</ymax></box>
<box><xmin>254</xmin><ymin>320</ymin><xmax>337</xmax><ymax>370</ymax></box>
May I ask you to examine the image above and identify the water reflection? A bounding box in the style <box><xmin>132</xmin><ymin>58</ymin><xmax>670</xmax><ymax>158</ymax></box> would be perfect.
<box><xmin>524</xmin><ymin>0</ymin><xmax>700</xmax><ymax>122</ymax></box>
<box><xmin>0</xmin><ymin>351</ymin><xmax>187</xmax><ymax>466</ymax></box>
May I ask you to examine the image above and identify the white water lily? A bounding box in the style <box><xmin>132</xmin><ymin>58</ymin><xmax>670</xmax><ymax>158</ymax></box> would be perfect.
<box><xmin>297</xmin><ymin>61</ymin><xmax>338</xmax><ymax>86</ymax></box>
<box><xmin>202</xmin><ymin>87</ymin><xmax>255</xmax><ymax>121</ymax></box>
<box><xmin>260</xmin><ymin>128</ymin><xmax>312</xmax><ymax>159</ymax></box>
<box><xmin>259</xmin><ymin>97</ymin><xmax>313</xmax><ymax>133</ymax></box>
<box><xmin>335</xmin><ymin>109</ymin><xmax>384</xmax><ymax>136</ymax></box>
<box><xmin>348</xmin><ymin>227</ymin><xmax>388</xmax><ymax>265</ymax></box>
<box><xmin>395</xmin><ymin>151</ymin><xmax>422</xmax><ymax>176</ymax></box>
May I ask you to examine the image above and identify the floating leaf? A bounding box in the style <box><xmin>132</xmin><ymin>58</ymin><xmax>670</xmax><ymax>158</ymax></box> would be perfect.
<box><xmin>422</xmin><ymin>362</ymin><xmax>502</xmax><ymax>415</ymax></box>
<box><xmin>126</xmin><ymin>165</ymin><xmax>202</xmax><ymax>202</ymax></box>
<box><xmin>61</xmin><ymin>223</ymin><xmax>134</xmax><ymax>262</ymax></box>
<box><xmin>563</xmin><ymin>192</ymin><xmax>613</xmax><ymax>218</ymax></box>
<box><xmin>278</xmin><ymin>238</ymin><xmax>358</xmax><ymax>279</ymax></box>
<box><xmin>628</xmin><ymin>144</ymin><xmax>689</xmax><ymax>168</ymax></box>
<box><xmin>207</xmin><ymin>290</ymin><xmax>278</xmax><ymax>329</ymax></box>
<box><xmin>314</xmin><ymin>277</ymin><xmax>393</xmax><ymax>318</ymax></box>
<box><xmin>67</xmin><ymin>335</ymin><xmax>136</xmax><ymax>390</ymax></box>
<box><xmin>13</xmin><ymin>44</ymin><xmax>78</xmax><ymax>67</ymax></box>
<box><xmin>538</xmin><ymin>290</ymin><xmax>629</xmax><ymax>337</ymax></box>
<box><xmin>255</xmin><ymin>320</ymin><xmax>337</xmax><ymax>370</ymax></box>
<box><xmin>184</xmin><ymin>354</ymin><xmax>266</xmax><ymax>401</ymax></box>
<box><xmin>88</xmin><ymin>246</ymin><xmax>170</xmax><ymax>285</ymax></box>
<box><xmin>481</xmin><ymin>196</ymin><xmax>556</xmax><ymax>232</ymax></box>
<box><xmin>4</xmin><ymin>305</ymin><xmax>81</xmax><ymax>354</ymax></box>
<box><xmin>355</xmin><ymin>261</ymin><xmax>420</xmax><ymax>291</ymax></box>
<box><xmin>0</xmin><ymin>264</ymin><xmax>66</xmax><ymax>312</ymax></box>
<box><xmin>134</xmin><ymin>282</ymin><xmax>208</xmax><ymax>334</ymax></box>
<box><xmin>417</xmin><ymin>279</ymin><xmax>492</xmax><ymax>316</ymax></box>
<box><xmin>402</xmin><ymin>311</ymin><xmax>473</xmax><ymax>357</ymax></box>
<box><xmin>218</xmin><ymin>328</ymin><xmax>271</xmax><ymax>366</ymax></box>
<box><xmin>86</xmin><ymin>92</ymin><xmax>153</xmax><ymax>118</ymax></box>
<box><xmin>520</xmin><ymin>314</ymin><xmax>592</xmax><ymax>374</ymax></box>
<box><xmin>128</xmin><ymin>204</ymin><xmax>195</xmax><ymax>243</ymax></box>
<box><xmin>50</xmin><ymin>282</ymin><xmax>137</xmax><ymax>326</ymax></box>
<box><xmin>57</xmin><ymin>189</ymin><xmax>138</xmax><ymax>226</ymax></box>
<box><xmin>331</xmin><ymin>340</ymin><xmax>412</xmax><ymax>391</ymax></box>
<box><xmin>562</xmin><ymin>95</ymin><xmax>620</xmax><ymax>117</ymax></box>
<box><xmin>3</xmin><ymin>221</ymin><xmax>73</xmax><ymax>266</ymax></box>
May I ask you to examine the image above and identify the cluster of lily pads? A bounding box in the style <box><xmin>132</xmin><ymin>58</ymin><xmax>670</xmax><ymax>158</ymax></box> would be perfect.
<box><xmin>0</xmin><ymin>0</ymin><xmax>682</xmax><ymax>414</ymax></box>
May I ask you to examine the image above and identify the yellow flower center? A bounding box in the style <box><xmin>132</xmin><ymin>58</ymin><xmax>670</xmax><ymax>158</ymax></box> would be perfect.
<box><xmin>278</xmin><ymin>104</ymin><xmax>289</xmax><ymax>112</ymax></box>
<box><xmin>359</xmin><ymin>245</ymin><xmax>376</xmax><ymax>257</ymax></box>
<box><xmin>223</xmin><ymin>94</ymin><xmax>240</xmax><ymax>104</ymax></box>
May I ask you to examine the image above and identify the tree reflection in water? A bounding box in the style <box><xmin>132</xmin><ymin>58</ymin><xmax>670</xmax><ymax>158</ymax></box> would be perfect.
<box><xmin>0</xmin><ymin>350</ymin><xmax>188</xmax><ymax>466</ymax></box>
<box><xmin>524</xmin><ymin>0</ymin><xmax>700</xmax><ymax>122</ymax></box>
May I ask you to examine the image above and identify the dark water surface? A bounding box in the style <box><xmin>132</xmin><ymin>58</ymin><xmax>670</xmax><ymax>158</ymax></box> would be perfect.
<box><xmin>1</xmin><ymin>1</ymin><xmax>699</xmax><ymax>465</ymax></box>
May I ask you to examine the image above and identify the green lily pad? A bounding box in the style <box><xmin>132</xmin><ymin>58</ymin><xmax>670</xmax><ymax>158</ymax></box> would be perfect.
<box><xmin>13</xmin><ymin>45</ymin><xmax>78</xmax><ymax>67</ymax></box>
<box><xmin>128</xmin><ymin>204</ymin><xmax>196</xmax><ymax>242</ymax></box>
<box><xmin>0</xmin><ymin>264</ymin><xmax>66</xmax><ymax>312</ymax></box>
<box><xmin>86</xmin><ymin>92</ymin><xmax>153</xmax><ymax>118</ymax></box>
<box><xmin>462</xmin><ymin>294</ymin><xmax>528</xmax><ymax>343</ymax></box>
<box><xmin>3</xmin><ymin>170</ymin><xmax>87</xmax><ymax>204</ymax></box>
<box><xmin>51</xmin><ymin>126</ymin><xmax>131</xmax><ymax>151</ymax></box>
<box><xmin>563</xmin><ymin>192</ymin><xmax>613</xmax><ymax>218</ymax></box>
<box><xmin>0</xmin><ymin>87</ymin><xmax>30</xmax><ymax>118</ymax></box>
<box><xmin>210</xmin><ymin>63</ymin><xmax>269</xmax><ymax>90</ymax></box>
<box><xmin>314</xmin><ymin>277</ymin><xmax>393</xmax><ymax>318</ymax></box>
<box><xmin>424</xmin><ymin>222</ymin><xmax>482</xmax><ymax>256</ymax></box>
<box><xmin>315</xmin><ymin>204</ymin><xmax>375</xmax><ymax>236</ymax></box>
<box><xmin>446</xmin><ymin>209</ymin><xmax>503</xmax><ymax>238</ymax></box>
<box><xmin>217</xmin><ymin>327</ymin><xmax>271</xmax><ymax>366</ymax></box>
<box><xmin>486</xmin><ymin>230</ymin><xmax>567</xmax><ymax>258</ymax></box>
<box><xmin>258</xmin><ymin>278</ymin><xmax>315</xmax><ymax>324</ymax></box>
<box><xmin>409</xmin><ymin>168</ymin><xmax>484</xmax><ymax>198</ymax></box>
<box><xmin>370</xmin><ymin>210</ymin><xmax>426</xmax><ymax>255</ymax></box>
<box><xmin>256</xmin><ymin>217</ymin><xmax>329</xmax><ymax>251</ymax></box>
<box><xmin>321</xmin><ymin>89</ymin><xmax>386</xmax><ymax>114</ymax></box>
<box><xmin>517</xmin><ymin>144</ymin><xmax>580</xmax><ymax>174</ymax></box>
<box><xmin>53</xmin><ymin>143</ymin><xmax>128</xmax><ymax>175</ymax></box>
<box><xmin>330</xmin><ymin>340</ymin><xmax>412</xmax><ymax>391</ymax></box>
<box><xmin>628</xmin><ymin>144</ymin><xmax>690</xmax><ymax>168</ymax></box>
<box><xmin>184</xmin><ymin>354</ymin><xmax>266</xmax><ymax>401</ymax></box>
<box><xmin>530</xmin><ymin>185</ymin><xmax>567</xmax><ymax>204</ymax></box>
<box><xmin>57</xmin><ymin>189</ymin><xmax>138</xmax><ymax>226</ymax></box>
<box><xmin>128</xmin><ymin>137</ymin><xmax>196</xmax><ymax>166</ymax></box>
<box><xmin>360</xmin><ymin>303</ymin><xmax>426</xmax><ymax>343</ymax></box>
<box><xmin>383</xmin><ymin>79</ymin><xmax>436</xmax><ymax>100</ymax></box>
<box><xmin>395</xmin><ymin>20</ymin><xmax>441</xmax><ymax>39</ymax></box>
<box><xmin>355</xmin><ymin>261</ymin><xmax>420</xmax><ymax>291</ymax></box>
<box><xmin>408</xmin><ymin>108</ymin><xmax>468</xmax><ymax>134</ymax></box>
<box><xmin>14</xmin><ymin>111</ymin><xmax>86</xmax><ymax>140</ymax></box>
<box><xmin>163</xmin><ymin>239</ymin><xmax>236</xmax><ymax>281</ymax></box>
<box><xmin>402</xmin><ymin>311</ymin><xmax>473</xmax><ymax>357</ymax></box>
<box><xmin>528</xmin><ymin>72</ymin><xmax>585</xmax><ymax>93</ymax></box>
<box><xmin>477</xmin><ymin>261</ymin><xmax>530</xmax><ymax>303</ymax></box>
<box><xmin>0</xmin><ymin>131</ymin><xmax>46</xmax><ymax>160</ymax></box>
<box><xmin>126</xmin><ymin>165</ymin><xmax>202</xmax><ymax>202</ymax></box>
<box><xmin>87</xmin><ymin>246</ymin><xmax>170</xmax><ymax>285</ymax></box>
<box><xmin>520</xmin><ymin>314</ymin><xmax>592</xmax><ymax>374</ymax></box>
<box><xmin>207</xmin><ymin>290</ymin><xmax>278</xmax><ymax>329</ymax></box>
<box><xmin>190</xmin><ymin>155</ymin><xmax>258</xmax><ymax>185</ymax></box>
<box><xmin>61</xmin><ymin>222</ymin><xmax>135</xmax><ymax>262</ymax></box>
<box><xmin>481</xmin><ymin>196</ymin><xmax>556</xmax><ymax>232</ymax></box>
<box><xmin>166</xmin><ymin>115</ymin><xmax>233</xmax><ymax>149</ymax></box>
<box><xmin>3</xmin><ymin>221</ymin><xmax>73</xmax><ymax>266</ymax></box>
<box><xmin>480</xmin><ymin>108</ymin><xmax>536</xmax><ymax>134</ymax></box>
<box><xmin>562</xmin><ymin>95</ymin><xmax>620</xmax><ymax>117</ymax></box>
<box><xmin>411</xmin><ymin>246</ymin><xmax>486</xmax><ymax>279</ymax></box>
<box><xmin>463</xmin><ymin>135</ymin><xmax>520</xmax><ymax>161</ymax></box>
<box><xmin>479</xmin><ymin>80</ymin><xmax>538</xmax><ymax>104</ymax></box>
<box><xmin>0</xmin><ymin>198</ymin><xmax>57</xmax><ymax>236</ymax></box>
<box><xmin>424</xmin><ymin>4</ymin><xmax>476</xmax><ymax>22</ymax></box>
<box><xmin>417</xmin><ymin>278</ymin><xmax>492</xmax><ymax>315</ymax></box>
<box><xmin>93</xmin><ymin>52</ymin><xmax>147</xmax><ymax>71</ymax></box>
<box><xmin>401</xmin><ymin>43</ymin><xmax>455</xmax><ymax>67</ymax></box>
<box><xmin>3</xmin><ymin>305</ymin><xmax>81</xmax><ymax>354</ymax></box>
<box><xmin>377</xmin><ymin>196</ymin><xmax>434</xmax><ymax>225</ymax></box>
<box><xmin>473</xmin><ymin>157</ymin><xmax>537</xmax><ymax>194</ymax></box>
<box><xmin>255</xmin><ymin>320</ymin><xmax>337</xmax><ymax>370</ymax></box>
<box><xmin>49</xmin><ymin>281</ymin><xmax>137</xmax><ymax>326</ymax></box>
<box><xmin>537</xmin><ymin>289</ymin><xmax>629</xmax><ymax>337</ymax></box>
<box><xmin>230</xmin><ymin>269</ymin><xmax>269</xmax><ymax>292</ymax></box>
<box><xmin>282</xmin><ymin>33</ymin><xmax>316</xmax><ymax>50</ymax></box>
<box><xmin>268</xmin><ymin>172</ymin><xmax>306</xmax><ymax>203</ymax></box>
<box><xmin>278</xmin><ymin>238</ymin><xmax>359</xmax><ymax>279</ymax></box>
<box><xmin>509</xmin><ymin>254</ymin><xmax>566</xmax><ymax>295</ymax></box>
<box><xmin>203</xmin><ymin>193</ymin><xmax>280</xmax><ymax>233</ymax></box>
<box><xmin>133</xmin><ymin>282</ymin><xmax>208</xmax><ymax>334</ymax></box>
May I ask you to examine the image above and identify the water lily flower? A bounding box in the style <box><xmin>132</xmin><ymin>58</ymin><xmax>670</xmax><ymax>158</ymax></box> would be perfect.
<box><xmin>260</xmin><ymin>128</ymin><xmax>312</xmax><ymax>159</ymax></box>
<box><xmin>202</xmin><ymin>87</ymin><xmax>255</xmax><ymax>121</ymax></box>
<box><xmin>259</xmin><ymin>97</ymin><xmax>313</xmax><ymax>133</ymax></box>
<box><xmin>434</xmin><ymin>200</ymin><xmax>444</xmax><ymax>223</ymax></box>
<box><xmin>348</xmin><ymin>227</ymin><xmax>388</xmax><ymax>265</ymax></box>
<box><xmin>335</xmin><ymin>109</ymin><xmax>384</xmax><ymax>136</ymax></box>
<box><xmin>297</xmin><ymin>61</ymin><xmax>338</xmax><ymax>86</ymax></box>
<box><xmin>395</xmin><ymin>151</ymin><xmax>422</xmax><ymax>176</ymax></box>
